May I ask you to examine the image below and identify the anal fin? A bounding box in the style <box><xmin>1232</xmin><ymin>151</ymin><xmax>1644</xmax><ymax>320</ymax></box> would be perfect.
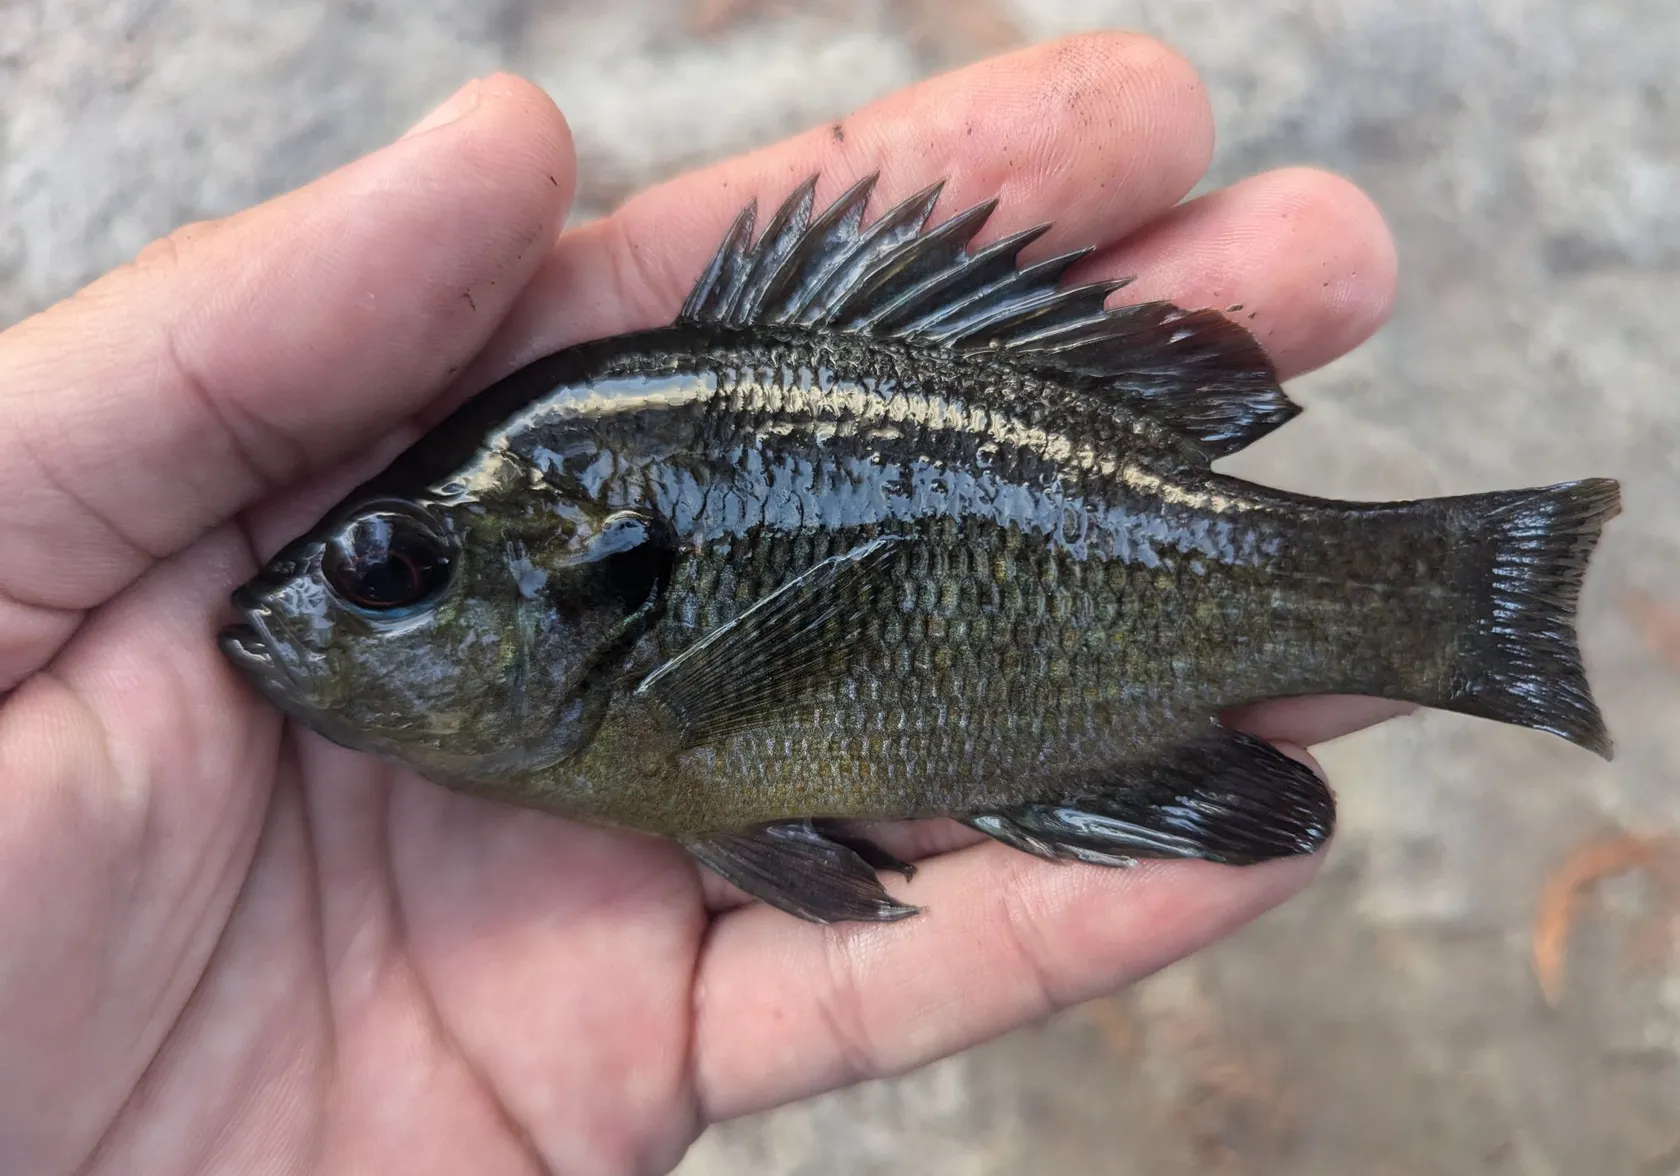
<box><xmin>964</xmin><ymin>726</ymin><xmax>1334</xmax><ymax>868</ymax></box>
<box><xmin>685</xmin><ymin>820</ymin><xmax>920</xmax><ymax>923</ymax></box>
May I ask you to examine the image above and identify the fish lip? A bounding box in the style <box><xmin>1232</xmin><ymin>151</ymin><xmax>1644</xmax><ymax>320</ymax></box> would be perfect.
<box><xmin>218</xmin><ymin>600</ymin><xmax>304</xmax><ymax>693</ymax></box>
<box><xmin>218</xmin><ymin>621</ymin><xmax>279</xmax><ymax>681</ymax></box>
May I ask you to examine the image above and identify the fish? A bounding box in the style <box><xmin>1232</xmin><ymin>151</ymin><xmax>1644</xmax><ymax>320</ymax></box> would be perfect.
<box><xmin>219</xmin><ymin>173</ymin><xmax>1621</xmax><ymax>924</ymax></box>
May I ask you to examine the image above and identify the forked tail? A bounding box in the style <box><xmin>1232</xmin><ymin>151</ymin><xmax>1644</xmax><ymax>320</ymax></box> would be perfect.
<box><xmin>1434</xmin><ymin>477</ymin><xmax>1619</xmax><ymax>757</ymax></box>
<box><xmin>954</xmin><ymin>477</ymin><xmax>1620</xmax><ymax>878</ymax></box>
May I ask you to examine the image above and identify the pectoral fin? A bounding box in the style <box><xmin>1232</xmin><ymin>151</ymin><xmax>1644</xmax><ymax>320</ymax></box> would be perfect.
<box><xmin>964</xmin><ymin>725</ymin><xmax>1335</xmax><ymax>868</ymax></box>
<box><xmin>634</xmin><ymin>535</ymin><xmax>902</xmax><ymax>748</ymax></box>
<box><xmin>685</xmin><ymin>820</ymin><xmax>921</xmax><ymax>923</ymax></box>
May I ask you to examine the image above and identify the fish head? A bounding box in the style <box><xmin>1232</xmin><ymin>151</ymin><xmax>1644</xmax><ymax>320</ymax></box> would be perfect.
<box><xmin>218</xmin><ymin>452</ymin><xmax>675</xmax><ymax>782</ymax></box>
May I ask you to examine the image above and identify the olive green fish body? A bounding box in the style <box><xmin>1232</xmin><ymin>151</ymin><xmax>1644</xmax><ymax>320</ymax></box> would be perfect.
<box><xmin>456</xmin><ymin>331</ymin><xmax>1468</xmax><ymax>834</ymax></box>
<box><xmin>223</xmin><ymin>174</ymin><xmax>1619</xmax><ymax>923</ymax></box>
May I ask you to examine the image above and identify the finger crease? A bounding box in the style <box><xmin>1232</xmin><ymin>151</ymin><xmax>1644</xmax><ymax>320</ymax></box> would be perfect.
<box><xmin>815</xmin><ymin>930</ymin><xmax>882</xmax><ymax>1086</ymax></box>
<box><xmin>161</xmin><ymin>322</ymin><xmax>304</xmax><ymax>500</ymax></box>
<box><xmin>600</xmin><ymin>213</ymin><xmax>676</xmax><ymax>329</ymax></box>
<box><xmin>0</xmin><ymin>593</ymin><xmax>84</xmax><ymax>689</ymax></box>
<box><xmin>378</xmin><ymin>771</ymin><xmax>557</xmax><ymax>1176</ymax></box>
<box><xmin>994</xmin><ymin>866</ymin><xmax>1064</xmax><ymax>1018</ymax></box>
<box><xmin>5</xmin><ymin>414</ymin><xmax>159</xmax><ymax>565</ymax></box>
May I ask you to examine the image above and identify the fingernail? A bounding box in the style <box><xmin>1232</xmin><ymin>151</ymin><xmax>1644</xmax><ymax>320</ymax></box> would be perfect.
<box><xmin>402</xmin><ymin>78</ymin><xmax>484</xmax><ymax>139</ymax></box>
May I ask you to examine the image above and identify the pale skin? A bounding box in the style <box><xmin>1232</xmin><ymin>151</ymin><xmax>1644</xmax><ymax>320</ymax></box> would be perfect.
<box><xmin>0</xmin><ymin>33</ymin><xmax>1408</xmax><ymax>1176</ymax></box>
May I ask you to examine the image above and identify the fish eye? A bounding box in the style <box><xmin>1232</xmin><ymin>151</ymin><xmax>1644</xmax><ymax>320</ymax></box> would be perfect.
<box><xmin>323</xmin><ymin>506</ymin><xmax>453</xmax><ymax>613</ymax></box>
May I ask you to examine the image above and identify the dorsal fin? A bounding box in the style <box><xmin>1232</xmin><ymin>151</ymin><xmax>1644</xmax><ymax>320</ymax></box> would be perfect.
<box><xmin>676</xmin><ymin>173</ymin><xmax>1300</xmax><ymax>461</ymax></box>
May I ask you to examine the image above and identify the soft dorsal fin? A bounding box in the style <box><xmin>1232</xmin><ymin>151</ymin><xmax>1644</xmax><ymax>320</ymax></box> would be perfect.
<box><xmin>676</xmin><ymin>173</ymin><xmax>1300</xmax><ymax>461</ymax></box>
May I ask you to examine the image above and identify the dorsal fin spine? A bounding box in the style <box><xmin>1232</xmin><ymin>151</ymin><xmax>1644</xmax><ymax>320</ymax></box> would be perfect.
<box><xmin>825</xmin><ymin>195</ymin><xmax>996</xmax><ymax>328</ymax></box>
<box><xmin>793</xmin><ymin>180</ymin><xmax>945</xmax><ymax>326</ymax></box>
<box><xmin>862</xmin><ymin>222</ymin><xmax>1052</xmax><ymax>335</ymax></box>
<box><xmin>725</xmin><ymin>175</ymin><xmax>817</xmax><ymax>322</ymax></box>
<box><xmin>674</xmin><ymin>173</ymin><xmax>1301</xmax><ymax>461</ymax></box>
<box><xmin>755</xmin><ymin>173</ymin><xmax>878</xmax><ymax>323</ymax></box>
<box><xmin>680</xmin><ymin>201</ymin><xmax>756</xmax><ymax>322</ymax></box>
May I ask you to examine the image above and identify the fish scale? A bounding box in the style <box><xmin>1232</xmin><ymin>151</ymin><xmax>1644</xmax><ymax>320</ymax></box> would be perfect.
<box><xmin>223</xmin><ymin>174</ymin><xmax>1619</xmax><ymax>924</ymax></box>
<box><xmin>550</xmin><ymin>359</ymin><xmax>1388</xmax><ymax>826</ymax></box>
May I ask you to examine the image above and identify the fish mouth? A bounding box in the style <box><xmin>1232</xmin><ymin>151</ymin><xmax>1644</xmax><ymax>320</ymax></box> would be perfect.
<box><xmin>219</xmin><ymin>590</ymin><xmax>302</xmax><ymax>693</ymax></box>
<box><xmin>220</xmin><ymin>604</ymin><xmax>354</xmax><ymax>741</ymax></box>
<box><xmin>218</xmin><ymin>622</ymin><xmax>276</xmax><ymax>679</ymax></box>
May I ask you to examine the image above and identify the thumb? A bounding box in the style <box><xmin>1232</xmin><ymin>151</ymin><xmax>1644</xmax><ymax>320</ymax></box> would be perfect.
<box><xmin>0</xmin><ymin>72</ymin><xmax>574</xmax><ymax>685</ymax></box>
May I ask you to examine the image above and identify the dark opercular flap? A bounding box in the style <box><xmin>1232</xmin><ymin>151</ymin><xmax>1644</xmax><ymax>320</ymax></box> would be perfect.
<box><xmin>676</xmin><ymin>173</ymin><xmax>1299</xmax><ymax>462</ymax></box>
<box><xmin>684</xmin><ymin>820</ymin><xmax>921</xmax><ymax>923</ymax></box>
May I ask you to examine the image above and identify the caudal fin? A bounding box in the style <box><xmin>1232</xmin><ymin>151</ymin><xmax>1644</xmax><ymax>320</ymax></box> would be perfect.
<box><xmin>1440</xmin><ymin>477</ymin><xmax>1620</xmax><ymax>758</ymax></box>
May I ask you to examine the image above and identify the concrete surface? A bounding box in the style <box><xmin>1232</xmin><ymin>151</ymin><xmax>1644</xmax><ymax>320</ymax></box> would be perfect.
<box><xmin>4</xmin><ymin>1</ymin><xmax>1678</xmax><ymax>1172</ymax></box>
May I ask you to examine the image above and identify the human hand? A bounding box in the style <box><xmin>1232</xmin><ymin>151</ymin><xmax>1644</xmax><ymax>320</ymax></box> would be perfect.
<box><xmin>0</xmin><ymin>34</ymin><xmax>1398</xmax><ymax>1175</ymax></box>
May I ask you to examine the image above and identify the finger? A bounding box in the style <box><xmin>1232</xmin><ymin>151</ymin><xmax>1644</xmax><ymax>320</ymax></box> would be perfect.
<box><xmin>1087</xmin><ymin>165</ymin><xmax>1397</xmax><ymax>381</ymax></box>
<box><xmin>1225</xmin><ymin>694</ymin><xmax>1417</xmax><ymax>748</ymax></box>
<box><xmin>692</xmin><ymin>780</ymin><xmax>1324</xmax><ymax>1120</ymax></box>
<box><xmin>450</xmin><ymin>31</ymin><xmax>1217</xmax><ymax>395</ymax></box>
<box><xmin>0</xmin><ymin>523</ymin><xmax>282</xmax><ymax>1170</ymax></box>
<box><xmin>0</xmin><ymin>74</ymin><xmax>575</xmax><ymax>681</ymax></box>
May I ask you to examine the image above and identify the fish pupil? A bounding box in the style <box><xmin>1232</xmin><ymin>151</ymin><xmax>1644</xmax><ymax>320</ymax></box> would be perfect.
<box><xmin>325</xmin><ymin>509</ymin><xmax>452</xmax><ymax>612</ymax></box>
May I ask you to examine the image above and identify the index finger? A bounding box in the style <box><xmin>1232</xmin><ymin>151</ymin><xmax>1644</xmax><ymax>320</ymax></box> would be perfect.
<box><xmin>693</xmin><ymin>840</ymin><xmax>1318</xmax><ymax>1120</ymax></box>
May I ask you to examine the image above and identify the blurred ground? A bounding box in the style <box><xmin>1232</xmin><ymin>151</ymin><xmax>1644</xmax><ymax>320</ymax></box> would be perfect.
<box><xmin>4</xmin><ymin>1</ymin><xmax>1679</xmax><ymax>1171</ymax></box>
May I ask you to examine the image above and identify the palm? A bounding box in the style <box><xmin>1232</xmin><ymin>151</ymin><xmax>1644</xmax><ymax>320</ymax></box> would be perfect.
<box><xmin>230</xmin><ymin>710</ymin><xmax>707</xmax><ymax>1172</ymax></box>
<box><xmin>0</xmin><ymin>36</ymin><xmax>1402</xmax><ymax>1176</ymax></box>
<box><xmin>23</xmin><ymin>524</ymin><xmax>714</xmax><ymax>1168</ymax></box>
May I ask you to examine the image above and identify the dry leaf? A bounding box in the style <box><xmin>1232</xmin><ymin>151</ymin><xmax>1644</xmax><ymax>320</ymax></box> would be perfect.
<box><xmin>1083</xmin><ymin>994</ymin><xmax>1140</xmax><ymax>1057</ymax></box>
<box><xmin>1622</xmin><ymin>590</ymin><xmax>1680</xmax><ymax>669</ymax></box>
<box><xmin>1532</xmin><ymin>832</ymin><xmax>1680</xmax><ymax>1005</ymax></box>
<box><xmin>686</xmin><ymin>0</ymin><xmax>790</xmax><ymax>37</ymax></box>
<box><xmin>1148</xmin><ymin>991</ymin><xmax>1296</xmax><ymax>1170</ymax></box>
<box><xmin>685</xmin><ymin>0</ymin><xmax>1025</xmax><ymax>62</ymax></box>
<box><xmin>900</xmin><ymin>0</ymin><xmax>1024</xmax><ymax>61</ymax></box>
